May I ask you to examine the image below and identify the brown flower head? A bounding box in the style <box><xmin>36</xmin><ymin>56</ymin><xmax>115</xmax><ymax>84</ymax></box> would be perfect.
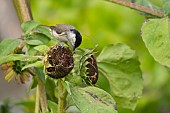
<box><xmin>44</xmin><ymin>45</ymin><xmax>74</xmax><ymax>79</ymax></box>
<box><xmin>85</xmin><ymin>55</ymin><xmax>98</xmax><ymax>84</ymax></box>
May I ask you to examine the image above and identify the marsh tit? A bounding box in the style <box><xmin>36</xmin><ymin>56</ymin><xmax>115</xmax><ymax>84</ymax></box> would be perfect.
<box><xmin>49</xmin><ymin>24</ymin><xmax>82</xmax><ymax>50</ymax></box>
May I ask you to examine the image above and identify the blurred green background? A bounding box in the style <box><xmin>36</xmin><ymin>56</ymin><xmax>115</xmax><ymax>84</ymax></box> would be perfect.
<box><xmin>30</xmin><ymin>0</ymin><xmax>170</xmax><ymax>113</ymax></box>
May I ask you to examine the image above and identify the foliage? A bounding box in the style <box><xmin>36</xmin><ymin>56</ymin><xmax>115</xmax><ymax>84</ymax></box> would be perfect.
<box><xmin>97</xmin><ymin>44</ymin><xmax>142</xmax><ymax>110</ymax></box>
<box><xmin>0</xmin><ymin>19</ymin><xmax>142</xmax><ymax>113</ymax></box>
<box><xmin>1</xmin><ymin>0</ymin><xmax>170</xmax><ymax>113</ymax></box>
<box><xmin>141</xmin><ymin>17</ymin><xmax>170</xmax><ymax>68</ymax></box>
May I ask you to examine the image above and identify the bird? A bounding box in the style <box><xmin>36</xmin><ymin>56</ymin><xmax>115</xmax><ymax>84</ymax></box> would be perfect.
<box><xmin>48</xmin><ymin>24</ymin><xmax>82</xmax><ymax>50</ymax></box>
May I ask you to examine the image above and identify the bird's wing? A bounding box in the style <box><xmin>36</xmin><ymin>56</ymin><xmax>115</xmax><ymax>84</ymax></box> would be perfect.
<box><xmin>54</xmin><ymin>24</ymin><xmax>75</xmax><ymax>34</ymax></box>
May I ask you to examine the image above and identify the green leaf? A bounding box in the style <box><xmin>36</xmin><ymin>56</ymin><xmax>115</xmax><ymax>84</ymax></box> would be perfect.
<box><xmin>47</xmin><ymin>100</ymin><xmax>57</xmax><ymax>113</ymax></box>
<box><xmin>27</xmin><ymin>77</ymin><xmax>38</xmax><ymax>93</ymax></box>
<box><xmin>66</xmin><ymin>106</ymin><xmax>81</xmax><ymax>113</ymax></box>
<box><xmin>27</xmin><ymin>46</ymin><xmax>38</xmax><ymax>55</ymax></box>
<box><xmin>134</xmin><ymin>0</ymin><xmax>162</xmax><ymax>17</ymax></box>
<box><xmin>22</xmin><ymin>61</ymin><xmax>43</xmax><ymax>70</ymax></box>
<box><xmin>97</xmin><ymin>44</ymin><xmax>136</xmax><ymax>63</ymax></box>
<box><xmin>15</xmin><ymin>101</ymin><xmax>35</xmax><ymax>108</ymax></box>
<box><xmin>45</xmin><ymin>77</ymin><xmax>57</xmax><ymax>102</ymax></box>
<box><xmin>35</xmin><ymin>68</ymin><xmax>46</xmax><ymax>84</ymax></box>
<box><xmin>21</xmin><ymin>20</ymin><xmax>40</xmax><ymax>34</ymax></box>
<box><xmin>34</xmin><ymin>45</ymin><xmax>50</xmax><ymax>55</ymax></box>
<box><xmin>46</xmin><ymin>40</ymin><xmax>57</xmax><ymax>47</ymax></box>
<box><xmin>26</xmin><ymin>39</ymin><xmax>43</xmax><ymax>45</ymax></box>
<box><xmin>68</xmin><ymin>85</ymin><xmax>117</xmax><ymax>113</ymax></box>
<box><xmin>162</xmin><ymin>0</ymin><xmax>170</xmax><ymax>16</ymax></box>
<box><xmin>141</xmin><ymin>17</ymin><xmax>170</xmax><ymax>68</ymax></box>
<box><xmin>0</xmin><ymin>38</ymin><xmax>20</xmax><ymax>56</ymax></box>
<box><xmin>0</xmin><ymin>54</ymin><xmax>40</xmax><ymax>64</ymax></box>
<box><xmin>33</xmin><ymin>33</ymin><xmax>51</xmax><ymax>44</ymax></box>
<box><xmin>36</xmin><ymin>26</ymin><xmax>53</xmax><ymax>39</ymax></box>
<box><xmin>148</xmin><ymin>0</ymin><xmax>163</xmax><ymax>7</ymax></box>
<box><xmin>97</xmin><ymin>43</ymin><xmax>143</xmax><ymax>110</ymax></box>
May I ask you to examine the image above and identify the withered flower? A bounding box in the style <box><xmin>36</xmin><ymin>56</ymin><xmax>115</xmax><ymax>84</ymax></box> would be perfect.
<box><xmin>44</xmin><ymin>45</ymin><xmax>74</xmax><ymax>79</ymax></box>
<box><xmin>1</xmin><ymin>61</ymin><xmax>30</xmax><ymax>84</ymax></box>
<box><xmin>85</xmin><ymin>55</ymin><xmax>98</xmax><ymax>84</ymax></box>
<box><xmin>1</xmin><ymin>44</ymin><xmax>30</xmax><ymax>84</ymax></box>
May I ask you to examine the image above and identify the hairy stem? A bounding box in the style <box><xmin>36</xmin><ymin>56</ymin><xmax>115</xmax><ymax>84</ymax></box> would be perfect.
<box><xmin>58</xmin><ymin>79</ymin><xmax>67</xmax><ymax>113</ymax></box>
<box><xmin>13</xmin><ymin>0</ymin><xmax>33</xmax><ymax>23</ymax></box>
<box><xmin>107</xmin><ymin>0</ymin><xmax>164</xmax><ymax>18</ymax></box>
<box><xmin>35</xmin><ymin>86</ymin><xmax>40</xmax><ymax>113</ymax></box>
<box><xmin>28</xmin><ymin>69</ymin><xmax>47</xmax><ymax>113</ymax></box>
<box><xmin>37</xmin><ymin>77</ymin><xmax>47</xmax><ymax>113</ymax></box>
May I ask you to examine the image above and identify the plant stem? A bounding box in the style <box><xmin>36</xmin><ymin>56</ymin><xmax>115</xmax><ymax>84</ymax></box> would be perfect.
<box><xmin>28</xmin><ymin>69</ymin><xmax>47</xmax><ymax>113</ymax></box>
<box><xmin>13</xmin><ymin>0</ymin><xmax>33</xmax><ymax>23</ymax></box>
<box><xmin>37</xmin><ymin>77</ymin><xmax>47</xmax><ymax>113</ymax></box>
<box><xmin>35</xmin><ymin>86</ymin><xmax>40</xmax><ymax>113</ymax></box>
<box><xmin>58</xmin><ymin>79</ymin><xmax>67</xmax><ymax>113</ymax></box>
<box><xmin>13</xmin><ymin>1</ymin><xmax>47</xmax><ymax>112</ymax></box>
<box><xmin>107</xmin><ymin>0</ymin><xmax>164</xmax><ymax>18</ymax></box>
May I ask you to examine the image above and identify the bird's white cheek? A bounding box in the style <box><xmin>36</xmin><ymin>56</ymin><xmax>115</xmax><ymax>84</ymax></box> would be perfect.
<box><xmin>52</xmin><ymin>30</ymin><xmax>59</xmax><ymax>38</ymax></box>
<box><xmin>68</xmin><ymin>32</ymin><xmax>76</xmax><ymax>46</ymax></box>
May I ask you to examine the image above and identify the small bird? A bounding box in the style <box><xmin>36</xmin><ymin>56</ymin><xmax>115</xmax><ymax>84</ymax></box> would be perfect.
<box><xmin>49</xmin><ymin>24</ymin><xmax>82</xmax><ymax>50</ymax></box>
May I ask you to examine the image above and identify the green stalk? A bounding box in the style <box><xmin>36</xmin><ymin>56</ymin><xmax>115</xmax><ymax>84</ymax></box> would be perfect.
<box><xmin>28</xmin><ymin>69</ymin><xmax>47</xmax><ymax>113</ymax></box>
<box><xmin>37</xmin><ymin>78</ymin><xmax>47</xmax><ymax>113</ymax></box>
<box><xmin>58</xmin><ymin>79</ymin><xmax>67</xmax><ymax>113</ymax></box>
<box><xmin>35</xmin><ymin>86</ymin><xmax>40</xmax><ymax>113</ymax></box>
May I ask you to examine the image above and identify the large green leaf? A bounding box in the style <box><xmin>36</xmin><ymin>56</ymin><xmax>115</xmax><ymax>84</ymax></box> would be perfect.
<box><xmin>21</xmin><ymin>20</ymin><xmax>40</xmax><ymax>34</ymax></box>
<box><xmin>97</xmin><ymin>43</ymin><xmax>143</xmax><ymax>110</ymax></box>
<box><xmin>68</xmin><ymin>85</ymin><xmax>117</xmax><ymax>113</ymax></box>
<box><xmin>0</xmin><ymin>54</ymin><xmax>40</xmax><ymax>64</ymax></box>
<box><xmin>0</xmin><ymin>38</ymin><xmax>20</xmax><ymax>57</ymax></box>
<box><xmin>141</xmin><ymin>17</ymin><xmax>170</xmax><ymax>68</ymax></box>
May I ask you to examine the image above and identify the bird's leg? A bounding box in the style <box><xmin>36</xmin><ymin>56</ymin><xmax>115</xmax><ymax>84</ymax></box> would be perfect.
<box><xmin>59</xmin><ymin>42</ymin><xmax>64</xmax><ymax>48</ymax></box>
<box><xmin>52</xmin><ymin>38</ymin><xmax>64</xmax><ymax>48</ymax></box>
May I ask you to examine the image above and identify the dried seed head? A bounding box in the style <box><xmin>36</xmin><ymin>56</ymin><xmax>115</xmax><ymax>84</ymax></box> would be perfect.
<box><xmin>44</xmin><ymin>45</ymin><xmax>74</xmax><ymax>79</ymax></box>
<box><xmin>85</xmin><ymin>55</ymin><xmax>98</xmax><ymax>84</ymax></box>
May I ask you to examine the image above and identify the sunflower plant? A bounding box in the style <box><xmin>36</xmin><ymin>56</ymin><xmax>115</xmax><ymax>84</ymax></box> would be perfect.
<box><xmin>0</xmin><ymin>20</ymin><xmax>143</xmax><ymax>113</ymax></box>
